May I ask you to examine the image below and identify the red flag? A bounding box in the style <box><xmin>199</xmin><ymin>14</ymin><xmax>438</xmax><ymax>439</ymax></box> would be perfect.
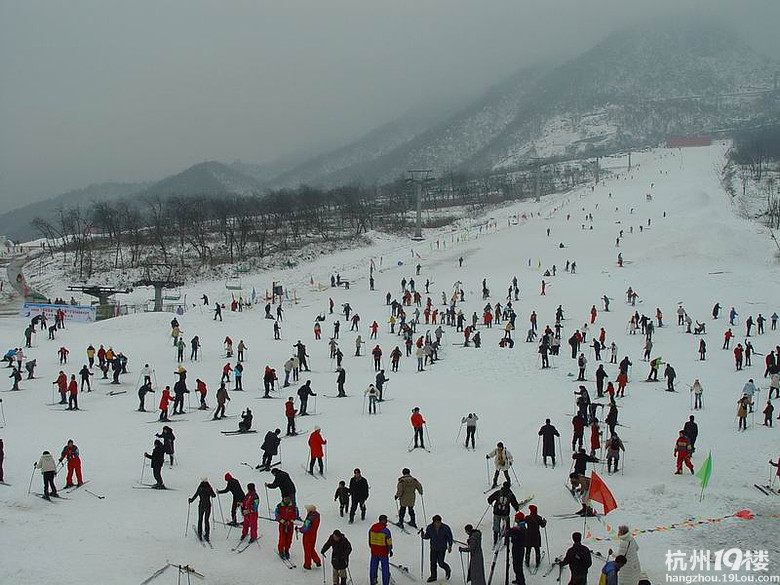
<box><xmin>588</xmin><ymin>471</ymin><xmax>618</xmax><ymax>515</ymax></box>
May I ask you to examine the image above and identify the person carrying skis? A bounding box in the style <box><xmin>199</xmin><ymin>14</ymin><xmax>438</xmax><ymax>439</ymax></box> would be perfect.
<box><xmin>463</xmin><ymin>413</ymin><xmax>479</xmax><ymax>449</ymax></box>
<box><xmin>321</xmin><ymin>530</ymin><xmax>352</xmax><ymax>585</ymax></box>
<box><xmin>35</xmin><ymin>450</ymin><xmax>58</xmax><ymax>499</ymax></box>
<box><xmin>411</xmin><ymin>407</ymin><xmax>426</xmax><ymax>449</ymax></box>
<box><xmin>188</xmin><ymin>478</ymin><xmax>216</xmax><ymax>542</ymax></box>
<box><xmin>395</xmin><ymin>468</ymin><xmax>423</xmax><ymax>529</ymax></box>
<box><xmin>260</xmin><ymin>428</ymin><xmax>281</xmax><ymax>470</ymax></box>
<box><xmin>240</xmin><ymin>482</ymin><xmax>260</xmax><ymax>543</ymax></box>
<box><xmin>275</xmin><ymin>495</ymin><xmax>300</xmax><ymax>560</ymax></box>
<box><xmin>524</xmin><ymin>504</ymin><xmax>546</xmax><ymax>568</ymax></box>
<box><xmin>308</xmin><ymin>427</ymin><xmax>327</xmax><ymax>475</ymax></box>
<box><xmin>486</xmin><ymin>442</ymin><xmax>513</xmax><ymax>488</ymax></box>
<box><xmin>297</xmin><ymin>380</ymin><xmax>316</xmax><ymax>416</ymax></box>
<box><xmin>59</xmin><ymin>439</ymin><xmax>83</xmax><ymax>487</ymax></box>
<box><xmin>538</xmin><ymin>419</ymin><xmax>560</xmax><ymax>467</ymax></box>
<box><xmin>507</xmin><ymin>512</ymin><xmax>527</xmax><ymax>585</ymax></box>
<box><xmin>487</xmin><ymin>482</ymin><xmax>520</xmax><ymax>546</ymax></box>
<box><xmin>299</xmin><ymin>504</ymin><xmax>322</xmax><ymax>570</ymax></box>
<box><xmin>348</xmin><ymin>468</ymin><xmax>369</xmax><ymax>523</ymax></box>
<box><xmin>558</xmin><ymin>532</ymin><xmax>592</xmax><ymax>585</ymax></box>
<box><xmin>144</xmin><ymin>439</ymin><xmax>166</xmax><ymax>489</ymax></box>
<box><xmin>674</xmin><ymin>431</ymin><xmax>694</xmax><ymax>474</ymax></box>
<box><xmin>218</xmin><ymin>472</ymin><xmax>245</xmax><ymax>526</ymax></box>
<box><xmin>369</xmin><ymin>515</ymin><xmax>393</xmax><ymax>585</ymax></box>
<box><xmin>421</xmin><ymin>514</ymin><xmax>453</xmax><ymax>582</ymax></box>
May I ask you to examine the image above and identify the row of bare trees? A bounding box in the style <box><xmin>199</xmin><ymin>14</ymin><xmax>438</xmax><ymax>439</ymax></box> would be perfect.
<box><xmin>32</xmin><ymin>159</ymin><xmax>597</xmax><ymax>279</ymax></box>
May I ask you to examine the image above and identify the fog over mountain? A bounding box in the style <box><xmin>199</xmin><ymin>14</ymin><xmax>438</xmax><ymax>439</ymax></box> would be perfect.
<box><xmin>1</xmin><ymin>0</ymin><xmax>779</xmax><ymax>213</ymax></box>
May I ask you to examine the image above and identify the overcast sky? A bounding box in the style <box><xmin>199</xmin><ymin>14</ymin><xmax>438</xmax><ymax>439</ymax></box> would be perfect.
<box><xmin>1</xmin><ymin>0</ymin><xmax>778</xmax><ymax>208</ymax></box>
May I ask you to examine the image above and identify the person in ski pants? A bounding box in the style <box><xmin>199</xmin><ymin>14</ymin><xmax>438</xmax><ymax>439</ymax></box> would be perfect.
<box><xmin>241</xmin><ymin>484</ymin><xmax>260</xmax><ymax>541</ymax></box>
<box><xmin>300</xmin><ymin>504</ymin><xmax>322</xmax><ymax>569</ymax></box>
<box><xmin>369</xmin><ymin>515</ymin><xmax>393</xmax><ymax>585</ymax></box>
<box><xmin>188</xmin><ymin>479</ymin><xmax>216</xmax><ymax>542</ymax></box>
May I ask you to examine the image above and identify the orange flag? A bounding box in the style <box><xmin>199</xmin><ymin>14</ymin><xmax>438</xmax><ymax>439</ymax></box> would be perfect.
<box><xmin>588</xmin><ymin>471</ymin><xmax>618</xmax><ymax>515</ymax></box>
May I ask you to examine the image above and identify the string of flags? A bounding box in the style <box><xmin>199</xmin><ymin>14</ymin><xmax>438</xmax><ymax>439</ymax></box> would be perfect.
<box><xmin>585</xmin><ymin>509</ymin><xmax>771</xmax><ymax>542</ymax></box>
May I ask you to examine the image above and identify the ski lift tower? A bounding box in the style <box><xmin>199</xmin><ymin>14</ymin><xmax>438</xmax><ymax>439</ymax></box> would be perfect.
<box><xmin>67</xmin><ymin>285</ymin><xmax>131</xmax><ymax>306</ymax></box>
<box><xmin>134</xmin><ymin>264</ymin><xmax>184</xmax><ymax>312</ymax></box>
<box><xmin>406</xmin><ymin>170</ymin><xmax>435</xmax><ymax>241</ymax></box>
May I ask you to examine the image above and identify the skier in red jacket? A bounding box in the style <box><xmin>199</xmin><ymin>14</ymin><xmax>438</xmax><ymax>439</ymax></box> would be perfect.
<box><xmin>285</xmin><ymin>397</ymin><xmax>297</xmax><ymax>436</ymax></box>
<box><xmin>159</xmin><ymin>386</ymin><xmax>172</xmax><ymax>421</ymax></box>
<box><xmin>411</xmin><ymin>407</ymin><xmax>426</xmax><ymax>449</ymax></box>
<box><xmin>308</xmin><ymin>427</ymin><xmax>327</xmax><ymax>475</ymax></box>
<box><xmin>275</xmin><ymin>496</ymin><xmax>300</xmax><ymax>559</ymax></box>
<box><xmin>299</xmin><ymin>504</ymin><xmax>322</xmax><ymax>570</ymax></box>
<box><xmin>59</xmin><ymin>439</ymin><xmax>83</xmax><ymax>487</ymax></box>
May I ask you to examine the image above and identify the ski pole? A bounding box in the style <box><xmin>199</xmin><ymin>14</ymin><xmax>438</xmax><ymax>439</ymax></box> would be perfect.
<box><xmin>543</xmin><ymin>525</ymin><xmax>551</xmax><ymax>566</ymax></box>
<box><xmin>185</xmin><ymin>501</ymin><xmax>191</xmax><ymax>537</ymax></box>
<box><xmin>140</xmin><ymin>455</ymin><xmax>146</xmax><ymax>484</ymax></box>
<box><xmin>510</xmin><ymin>465</ymin><xmax>521</xmax><ymax>486</ymax></box>
<box><xmin>459</xmin><ymin>549</ymin><xmax>467</xmax><ymax>585</ymax></box>
<box><xmin>455</xmin><ymin>421</ymin><xmax>464</xmax><ymax>444</ymax></box>
<box><xmin>264</xmin><ymin>485</ymin><xmax>271</xmax><ymax>512</ymax></box>
<box><xmin>425</xmin><ymin>424</ymin><xmax>433</xmax><ymax>449</ymax></box>
<box><xmin>535</xmin><ymin>436</ymin><xmax>540</xmax><ymax>464</ymax></box>
<box><xmin>322</xmin><ymin>553</ymin><xmax>327</xmax><ymax>585</ymax></box>
<box><xmin>362</xmin><ymin>394</ymin><xmax>366</xmax><ymax>416</ymax></box>
<box><xmin>476</xmin><ymin>503</ymin><xmax>491</xmax><ymax>529</ymax></box>
<box><xmin>27</xmin><ymin>463</ymin><xmax>36</xmax><ymax>495</ymax></box>
<box><xmin>217</xmin><ymin>492</ymin><xmax>226</xmax><ymax>525</ymax></box>
<box><xmin>420</xmin><ymin>494</ymin><xmax>428</xmax><ymax>526</ymax></box>
<box><xmin>485</xmin><ymin>457</ymin><xmax>491</xmax><ymax>488</ymax></box>
<box><xmin>420</xmin><ymin>529</ymin><xmax>425</xmax><ymax>579</ymax></box>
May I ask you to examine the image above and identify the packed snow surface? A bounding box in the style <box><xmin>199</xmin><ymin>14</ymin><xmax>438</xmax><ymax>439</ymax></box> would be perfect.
<box><xmin>1</xmin><ymin>143</ymin><xmax>779</xmax><ymax>584</ymax></box>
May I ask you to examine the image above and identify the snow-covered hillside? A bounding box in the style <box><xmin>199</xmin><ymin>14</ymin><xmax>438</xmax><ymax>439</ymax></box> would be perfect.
<box><xmin>1</xmin><ymin>142</ymin><xmax>780</xmax><ymax>584</ymax></box>
<box><xmin>272</xmin><ymin>18</ymin><xmax>778</xmax><ymax>189</ymax></box>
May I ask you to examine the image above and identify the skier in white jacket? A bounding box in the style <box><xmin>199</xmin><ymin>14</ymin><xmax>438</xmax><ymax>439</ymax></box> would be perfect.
<box><xmin>486</xmin><ymin>442</ymin><xmax>513</xmax><ymax>488</ymax></box>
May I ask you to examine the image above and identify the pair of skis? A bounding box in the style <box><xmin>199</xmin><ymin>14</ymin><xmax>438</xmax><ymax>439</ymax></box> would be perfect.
<box><xmin>754</xmin><ymin>484</ymin><xmax>778</xmax><ymax>495</ymax></box>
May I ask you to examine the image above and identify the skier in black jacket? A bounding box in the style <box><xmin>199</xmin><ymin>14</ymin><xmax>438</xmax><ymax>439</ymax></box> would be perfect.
<box><xmin>487</xmin><ymin>482</ymin><xmax>520</xmax><ymax>545</ymax></box>
<box><xmin>144</xmin><ymin>440</ymin><xmax>166</xmax><ymax>489</ymax></box>
<box><xmin>260</xmin><ymin>428</ymin><xmax>281</xmax><ymax>470</ymax></box>
<box><xmin>538</xmin><ymin>419</ymin><xmax>560</xmax><ymax>467</ymax></box>
<box><xmin>218</xmin><ymin>472</ymin><xmax>245</xmax><ymax>526</ymax></box>
<box><xmin>507</xmin><ymin>513</ymin><xmax>527</xmax><ymax>585</ymax></box>
<box><xmin>572</xmin><ymin>449</ymin><xmax>599</xmax><ymax>476</ymax></box>
<box><xmin>348</xmin><ymin>468</ymin><xmax>370</xmax><ymax>523</ymax></box>
<box><xmin>266</xmin><ymin>468</ymin><xmax>296</xmax><ymax>505</ymax></box>
<box><xmin>558</xmin><ymin>532</ymin><xmax>592</xmax><ymax>585</ymax></box>
<box><xmin>188</xmin><ymin>478</ymin><xmax>216</xmax><ymax>542</ymax></box>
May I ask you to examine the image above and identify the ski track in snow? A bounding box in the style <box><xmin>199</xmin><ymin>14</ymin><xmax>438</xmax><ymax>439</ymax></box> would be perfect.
<box><xmin>2</xmin><ymin>142</ymin><xmax>780</xmax><ymax>582</ymax></box>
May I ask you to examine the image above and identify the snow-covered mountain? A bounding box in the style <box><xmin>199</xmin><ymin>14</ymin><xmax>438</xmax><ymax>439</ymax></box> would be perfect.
<box><xmin>273</xmin><ymin>17</ymin><xmax>778</xmax><ymax>187</ymax></box>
